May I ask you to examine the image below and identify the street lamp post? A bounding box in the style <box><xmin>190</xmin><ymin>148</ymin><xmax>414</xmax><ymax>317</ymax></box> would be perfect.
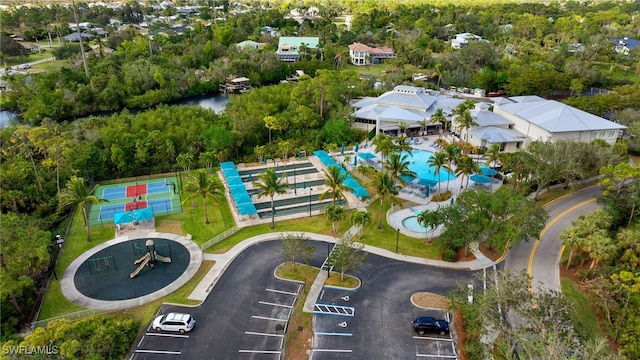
<box><xmin>396</xmin><ymin>228</ymin><xmax>400</xmax><ymax>253</ymax></box>
<box><xmin>309</xmin><ymin>187</ymin><xmax>313</xmax><ymax>217</ymax></box>
<box><xmin>293</xmin><ymin>161</ymin><xmax>297</xmax><ymax>195</ymax></box>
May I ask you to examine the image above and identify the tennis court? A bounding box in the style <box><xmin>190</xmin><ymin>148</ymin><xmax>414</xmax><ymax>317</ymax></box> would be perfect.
<box><xmin>90</xmin><ymin>177</ymin><xmax>181</xmax><ymax>226</ymax></box>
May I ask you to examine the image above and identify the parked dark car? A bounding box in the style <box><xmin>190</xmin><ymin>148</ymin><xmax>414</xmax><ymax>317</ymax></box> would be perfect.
<box><xmin>411</xmin><ymin>316</ymin><xmax>450</xmax><ymax>335</ymax></box>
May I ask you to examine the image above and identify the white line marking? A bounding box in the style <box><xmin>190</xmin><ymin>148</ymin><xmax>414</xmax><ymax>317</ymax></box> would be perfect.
<box><xmin>238</xmin><ymin>350</ymin><xmax>282</xmax><ymax>354</ymax></box>
<box><xmin>312</xmin><ymin>349</ymin><xmax>353</xmax><ymax>353</ymax></box>
<box><xmin>252</xmin><ymin>315</ymin><xmax>288</xmax><ymax>322</ymax></box>
<box><xmin>259</xmin><ymin>301</ymin><xmax>293</xmax><ymax>308</ymax></box>
<box><xmin>266</xmin><ymin>288</ymin><xmax>297</xmax><ymax>296</ymax></box>
<box><xmin>416</xmin><ymin>354</ymin><xmax>457</xmax><ymax>358</ymax></box>
<box><xmin>137</xmin><ymin>336</ymin><xmax>145</xmax><ymax>348</ymax></box>
<box><xmin>245</xmin><ymin>331</ymin><xmax>284</xmax><ymax>338</ymax></box>
<box><xmin>146</xmin><ymin>333</ymin><xmax>189</xmax><ymax>338</ymax></box>
<box><xmin>315</xmin><ymin>332</ymin><xmax>353</xmax><ymax>336</ymax></box>
<box><xmin>413</xmin><ymin>336</ymin><xmax>454</xmax><ymax>342</ymax></box>
<box><xmin>135</xmin><ymin>350</ymin><xmax>181</xmax><ymax>355</ymax></box>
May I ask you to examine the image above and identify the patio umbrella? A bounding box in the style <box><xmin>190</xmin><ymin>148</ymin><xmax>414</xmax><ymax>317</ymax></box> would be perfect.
<box><xmin>410</xmin><ymin>133</ymin><xmax>414</xmax><ymax>142</ymax></box>
<box><xmin>416</xmin><ymin>178</ymin><xmax>437</xmax><ymax>188</ymax></box>
<box><xmin>247</xmin><ymin>173</ymin><xmax>253</xmax><ymax>181</ymax></box>
<box><xmin>353</xmin><ymin>155</ymin><xmax>358</xmax><ymax>166</ymax></box>
<box><xmin>470</xmin><ymin>174</ymin><xmax>491</xmax><ymax>184</ymax></box>
<box><xmin>480</xmin><ymin>167</ymin><xmax>498</xmax><ymax>176</ymax></box>
<box><xmin>354</xmin><ymin>143</ymin><xmax>359</xmax><ymax>152</ymax></box>
<box><xmin>341</xmin><ymin>144</ymin><xmax>345</xmax><ymax>154</ymax></box>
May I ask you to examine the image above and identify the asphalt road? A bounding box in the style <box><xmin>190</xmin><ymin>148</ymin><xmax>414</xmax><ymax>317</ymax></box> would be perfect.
<box><xmin>132</xmin><ymin>240</ymin><xmax>479</xmax><ymax>359</ymax></box>
<box><xmin>504</xmin><ymin>186</ymin><xmax>602</xmax><ymax>291</ymax></box>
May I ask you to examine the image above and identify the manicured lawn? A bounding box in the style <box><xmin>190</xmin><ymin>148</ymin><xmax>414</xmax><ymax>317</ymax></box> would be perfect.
<box><xmin>165</xmin><ymin>195</ymin><xmax>236</xmax><ymax>246</ymax></box>
<box><xmin>535</xmin><ymin>179</ymin><xmax>599</xmax><ymax>204</ymax></box>
<box><xmin>561</xmin><ymin>277</ymin><xmax>607</xmax><ymax>341</ymax></box>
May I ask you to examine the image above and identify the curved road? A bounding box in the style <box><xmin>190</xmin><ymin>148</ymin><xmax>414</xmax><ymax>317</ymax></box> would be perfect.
<box><xmin>505</xmin><ymin>186</ymin><xmax>602</xmax><ymax>292</ymax></box>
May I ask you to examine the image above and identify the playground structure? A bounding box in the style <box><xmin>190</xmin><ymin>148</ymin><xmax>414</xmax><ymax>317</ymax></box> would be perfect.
<box><xmin>130</xmin><ymin>239</ymin><xmax>172</xmax><ymax>279</ymax></box>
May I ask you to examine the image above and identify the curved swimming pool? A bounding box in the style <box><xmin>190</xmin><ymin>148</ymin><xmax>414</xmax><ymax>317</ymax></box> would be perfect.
<box><xmin>401</xmin><ymin>150</ymin><xmax>455</xmax><ymax>183</ymax></box>
<box><xmin>402</xmin><ymin>216</ymin><xmax>431</xmax><ymax>233</ymax></box>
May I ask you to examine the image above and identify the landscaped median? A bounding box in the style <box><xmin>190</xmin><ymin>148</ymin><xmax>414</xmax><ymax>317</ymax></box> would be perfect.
<box><xmin>274</xmin><ymin>262</ymin><xmax>360</xmax><ymax>359</ymax></box>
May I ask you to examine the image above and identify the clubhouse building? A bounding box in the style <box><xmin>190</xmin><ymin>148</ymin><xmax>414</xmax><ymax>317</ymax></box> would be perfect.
<box><xmin>350</xmin><ymin>86</ymin><xmax>626</xmax><ymax>152</ymax></box>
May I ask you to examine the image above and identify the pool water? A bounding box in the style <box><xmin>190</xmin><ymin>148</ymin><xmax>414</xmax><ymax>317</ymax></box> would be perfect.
<box><xmin>401</xmin><ymin>150</ymin><xmax>455</xmax><ymax>183</ymax></box>
<box><xmin>402</xmin><ymin>216</ymin><xmax>431</xmax><ymax>233</ymax></box>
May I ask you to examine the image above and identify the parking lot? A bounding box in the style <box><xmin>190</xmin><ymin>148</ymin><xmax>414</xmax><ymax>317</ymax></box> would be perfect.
<box><xmin>411</xmin><ymin>310</ymin><xmax>457</xmax><ymax>359</ymax></box>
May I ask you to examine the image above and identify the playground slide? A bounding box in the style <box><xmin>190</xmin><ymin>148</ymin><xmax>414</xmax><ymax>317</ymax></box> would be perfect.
<box><xmin>130</xmin><ymin>255</ymin><xmax>150</xmax><ymax>278</ymax></box>
<box><xmin>154</xmin><ymin>253</ymin><xmax>171</xmax><ymax>263</ymax></box>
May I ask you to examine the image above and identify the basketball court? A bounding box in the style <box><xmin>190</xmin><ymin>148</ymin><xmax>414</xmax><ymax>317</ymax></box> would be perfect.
<box><xmin>89</xmin><ymin>177</ymin><xmax>182</xmax><ymax>226</ymax></box>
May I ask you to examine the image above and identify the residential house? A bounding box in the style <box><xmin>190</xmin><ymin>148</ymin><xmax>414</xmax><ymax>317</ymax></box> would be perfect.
<box><xmin>236</xmin><ymin>40</ymin><xmax>261</xmax><ymax>51</ymax></box>
<box><xmin>275</xmin><ymin>37</ymin><xmax>319</xmax><ymax>62</ymax></box>
<box><xmin>347</xmin><ymin>42</ymin><xmax>396</xmax><ymax>66</ymax></box>
<box><xmin>450</xmin><ymin>33</ymin><xmax>483</xmax><ymax>49</ymax></box>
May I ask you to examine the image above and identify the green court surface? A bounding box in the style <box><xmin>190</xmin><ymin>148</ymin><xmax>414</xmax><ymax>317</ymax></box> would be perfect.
<box><xmin>89</xmin><ymin>177</ymin><xmax>182</xmax><ymax>226</ymax></box>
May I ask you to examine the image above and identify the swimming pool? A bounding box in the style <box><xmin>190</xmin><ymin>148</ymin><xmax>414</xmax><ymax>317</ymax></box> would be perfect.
<box><xmin>402</xmin><ymin>216</ymin><xmax>431</xmax><ymax>233</ymax></box>
<box><xmin>401</xmin><ymin>150</ymin><xmax>455</xmax><ymax>183</ymax></box>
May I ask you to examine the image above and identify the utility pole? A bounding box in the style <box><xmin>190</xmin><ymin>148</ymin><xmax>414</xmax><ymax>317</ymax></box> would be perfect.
<box><xmin>71</xmin><ymin>0</ymin><xmax>91</xmax><ymax>80</ymax></box>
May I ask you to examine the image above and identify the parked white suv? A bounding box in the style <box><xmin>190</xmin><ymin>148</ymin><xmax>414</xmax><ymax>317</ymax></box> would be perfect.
<box><xmin>152</xmin><ymin>313</ymin><xmax>195</xmax><ymax>333</ymax></box>
<box><xmin>19</xmin><ymin>64</ymin><xmax>31</xmax><ymax>69</ymax></box>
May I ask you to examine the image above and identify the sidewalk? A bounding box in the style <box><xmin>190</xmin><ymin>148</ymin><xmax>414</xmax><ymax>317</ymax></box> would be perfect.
<box><xmin>188</xmin><ymin>227</ymin><xmax>496</xmax><ymax>303</ymax></box>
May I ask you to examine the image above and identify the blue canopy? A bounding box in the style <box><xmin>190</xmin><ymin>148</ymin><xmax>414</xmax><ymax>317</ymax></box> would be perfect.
<box><xmin>416</xmin><ymin>178</ymin><xmax>437</xmax><ymax>187</ymax></box>
<box><xmin>237</xmin><ymin>203</ymin><xmax>258</xmax><ymax>215</ymax></box>
<box><xmin>114</xmin><ymin>211</ymin><xmax>134</xmax><ymax>225</ymax></box>
<box><xmin>227</xmin><ymin>176</ymin><xmax>243</xmax><ymax>186</ymax></box>
<box><xmin>234</xmin><ymin>193</ymin><xmax>253</xmax><ymax>205</ymax></box>
<box><xmin>133</xmin><ymin>208</ymin><xmax>154</xmax><ymax>221</ymax></box>
<box><xmin>220</xmin><ymin>161</ymin><xmax>236</xmax><ymax>170</ymax></box>
<box><xmin>480</xmin><ymin>167</ymin><xmax>498</xmax><ymax>176</ymax></box>
<box><xmin>470</xmin><ymin>174</ymin><xmax>492</xmax><ymax>184</ymax></box>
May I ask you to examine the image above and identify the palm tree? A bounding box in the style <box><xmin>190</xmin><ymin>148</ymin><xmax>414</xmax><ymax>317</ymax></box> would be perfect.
<box><xmin>560</xmin><ymin>226</ymin><xmax>585</xmax><ymax>270</ymax></box>
<box><xmin>430</xmin><ymin>108</ymin><xmax>447</xmax><ymax>139</ymax></box>
<box><xmin>416</xmin><ymin>210</ymin><xmax>441</xmax><ymax>243</ymax></box>
<box><xmin>427</xmin><ymin>152</ymin><xmax>448</xmax><ymax>193</ymax></box>
<box><xmin>418</xmin><ymin>119</ymin><xmax>428</xmax><ymax>136</ymax></box>
<box><xmin>254</xmin><ymin>168</ymin><xmax>289</xmax><ymax>229</ymax></box>
<box><xmin>395</xmin><ymin>135</ymin><xmax>413</xmax><ymax>156</ymax></box>
<box><xmin>277</xmin><ymin>140</ymin><xmax>290</xmax><ymax>166</ymax></box>
<box><xmin>350</xmin><ymin>210</ymin><xmax>372</xmax><ymax>239</ymax></box>
<box><xmin>485</xmin><ymin>144</ymin><xmax>502</xmax><ymax>169</ymax></box>
<box><xmin>398</xmin><ymin>121</ymin><xmax>407</xmax><ymax>137</ymax></box>
<box><xmin>433</xmin><ymin>63</ymin><xmax>444</xmax><ymax>90</ymax></box>
<box><xmin>182</xmin><ymin>170</ymin><xmax>224</xmax><ymax>224</ymax></box>
<box><xmin>58</xmin><ymin>176</ymin><xmax>107</xmax><ymax>242</ymax></box>
<box><xmin>384</xmin><ymin>153</ymin><xmax>416</xmax><ymax>186</ymax></box>
<box><xmin>455</xmin><ymin>155</ymin><xmax>480</xmax><ymax>189</ymax></box>
<box><xmin>320</xmin><ymin>165</ymin><xmax>353</xmax><ymax>205</ymax></box>
<box><xmin>371</xmin><ymin>133</ymin><xmax>395</xmax><ymax>164</ymax></box>
<box><xmin>371</xmin><ymin>172</ymin><xmax>401</xmax><ymax>229</ymax></box>
<box><xmin>325</xmin><ymin>204</ymin><xmax>346</xmax><ymax>234</ymax></box>
<box><xmin>254</xmin><ymin>145</ymin><xmax>265</xmax><ymax>164</ymax></box>
<box><xmin>454</xmin><ymin>110</ymin><xmax>478</xmax><ymax>151</ymax></box>
<box><xmin>443</xmin><ymin>145</ymin><xmax>459</xmax><ymax>192</ymax></box>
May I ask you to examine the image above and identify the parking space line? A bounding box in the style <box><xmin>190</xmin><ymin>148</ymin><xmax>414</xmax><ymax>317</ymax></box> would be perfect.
<box><xmin>135</xmin><ymin>350</ymin><xmax>181</xmax><ymax>355</ymax></box>
<box><xmin>416</xmin><ymin>354</ymin><xmax>457</xmax><ymax>358</ymax></box>
<box><xmin>238</xmin><ymin>350</ymin><xmax>282</xmax><ymax>354</ymax></box>
<box><xmin>252</xmin><ymin>315</ymin><xmax>288</xmax><ymax>322</ymax></box>
<box><xmin>137</xmin><ymin>336</ymin><xmax>145</xmax><ymax>348</ymax></box>
<box><xmin>259</xmin><ymin>301</ymin><xmax>293</xmax><ymax>308</ymax></box>
<box><xmin>413</xmin><ymin>336</ymin><xmax>454</xmax><ymax>342</ymax></box>
<box><xmin>145</xmin><ymin>333</ymin><xmax>189</xmax><ymax>338</ymax></box>
<box><xmin>266</xmin><ymin>288</ymin><xmax>297</xmax><ymax>296</ymax></box>
<box><xmin>312</xmin><ymin>349</ymin><xmax>353</xmax><ymax>353</ymax></box>
<box><xmin>245</xmin><ymin>331</ymin><xmax>285</xmax><ymax>338</ymax></box>
<box><xmin>315</xmin><ymin>332</ymin><xmax>353</xmax><ymax>336</ymax></box>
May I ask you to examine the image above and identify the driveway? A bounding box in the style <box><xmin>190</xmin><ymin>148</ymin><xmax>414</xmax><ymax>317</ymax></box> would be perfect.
<box><xmin>505</xmin><ymin>186</ymin><xmax>602</xmax><ymax>291</ymax></box>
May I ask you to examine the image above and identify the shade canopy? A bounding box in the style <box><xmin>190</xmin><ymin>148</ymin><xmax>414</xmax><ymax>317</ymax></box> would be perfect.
<box><xmin>470</xmin><ymin>174</ymin><xmax>492</xmax><ymax>184</ymax></box>
<box><xmin>415</xmin><ymin>178</ymin><xmax>437</xmax><ymax>187</ymax></box>
<box><xmin>237</xmin><ymin>203</ymin><xmax>258</xmax><ymax>215</ymax></box>
<box><xmin>133</xmin><ymin>208</ymin><xmax>154</xmax><ymax>221</ymax></box>
<box><xmin>113</xmin><ymin>211</ymin><xmax>134</xmax><ymax>225</ymax></box>
<box><xmin>234</xmin><ymin>193</ymin><xmax>253</xmax><ymax>205</ymax></box>
<box><xmin>227</xmin><ymin>176</ymin><xmax>243</xmax><ymax>186</ymax></box>
<box><xmin>480</xmin><ymin>167</ymin><xmax>498</xmax><ymax>176</ymax></box>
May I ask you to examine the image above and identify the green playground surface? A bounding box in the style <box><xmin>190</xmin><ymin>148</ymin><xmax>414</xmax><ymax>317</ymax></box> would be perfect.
<box><xmin>89</xmin><ymin>176</ymin><xmax>182</xmax><ymax>226</ymax></box>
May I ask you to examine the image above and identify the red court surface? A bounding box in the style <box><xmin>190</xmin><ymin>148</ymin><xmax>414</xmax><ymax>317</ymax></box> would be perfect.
<box><xmin>125</xmin><ymin>201</ymin><xmax>148</xmax><ymax>211</ymax></box>
<box><xmin>126</xmin><ymin>184</ymin><xmax>147</xmax><ymax>197</ymax></box>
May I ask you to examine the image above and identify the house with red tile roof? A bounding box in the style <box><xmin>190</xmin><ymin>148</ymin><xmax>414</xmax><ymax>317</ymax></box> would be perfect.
<box><xmin>348</xmin><ymin>42</ymin><xmax>395</xmax><ymax>66</ymax></box>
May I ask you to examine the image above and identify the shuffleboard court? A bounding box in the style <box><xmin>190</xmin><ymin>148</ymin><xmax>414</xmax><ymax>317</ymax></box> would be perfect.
<box><xmin>147</xmin><ymin>181</ymin><xmax>170</xmax><ymax>195</ymax></box>
<box><xmin>99</xmin><ymin>204</ymin><xmax>126</xmax><ymax>221</ymax></box>
<box><xmin>126</xmin><ymin>184</ymin><xmax>147</xmax><ymax>197</ymax></box>
<box><xmin>102</xmin><ymin>186</ymin><xmax>126</xmax><ymax>201</ymax></box>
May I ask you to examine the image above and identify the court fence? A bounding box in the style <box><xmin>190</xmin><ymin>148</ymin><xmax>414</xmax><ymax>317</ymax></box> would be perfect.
<box><xmin>98</xmin><ymin>171</ymin><xmax>180</xmax><ymax>186</ymax></box>
<box><xmin>32</xmin><ymin>307</ymin><xmax>113</xmax><ymax>329</ymax></box>
<box><xmin>200</xmin><ymin>226</ymin><xmax>239</xmax><ymax>251</ymax></box>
